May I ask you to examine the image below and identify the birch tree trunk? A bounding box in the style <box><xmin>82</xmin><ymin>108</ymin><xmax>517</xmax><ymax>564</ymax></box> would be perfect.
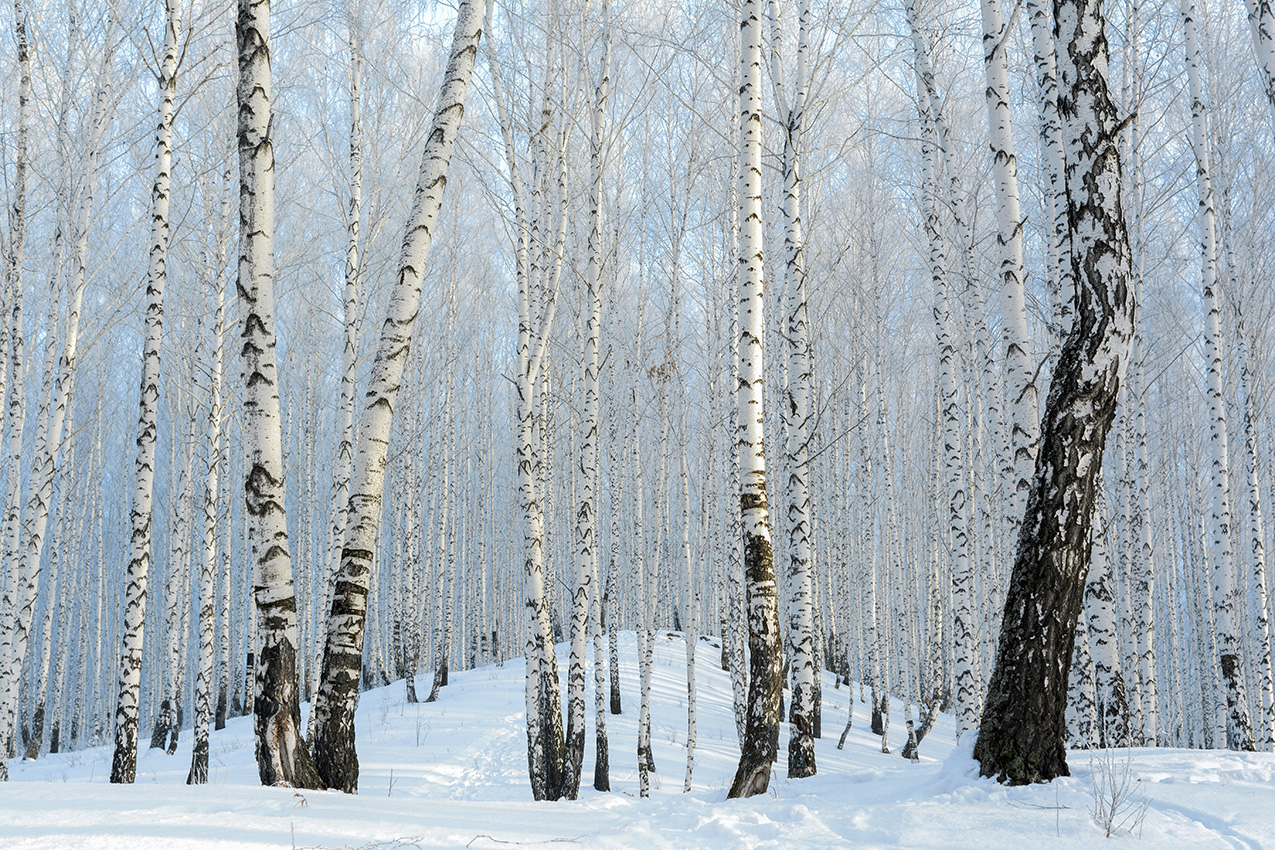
<box><xmin>0</xmin><ymin>0</ymin><xmax>31</xmax><ymax>782</ymax></box>
<box><xmin>770</xmin><ymin>0</ymin><xmax>816</xmax><ymax>781</ymax></box>
<box><xmin>485</xmin><ymin>0</ymin><xmax>573</xmax><ymax>800</ymax></box>
<box><xmin>1181</xmin><ymin>0</ymin><xmax>1254</xmax><ymax>753</ymax></box>
<box><xmin>309</xmin><ymin>1</ymin><xmax>482</xmax><ymax>793</ymax></box>
<box><xmin>188</xmin><ymin>274</ymin><xmax>226</xmax><ymax>784</ymax></box>
<box><xmin>1084</xmin><ymin>487</ymin><xmax>1129</xmax><ymax>747</ymax></box>
<box><xmin>905</xmin><ymin>0</ymin><xmax>975</xmax><ymax>738</ymax></box>
<box><xmin>565</xmin><ymin>0</ymin><xmax>611</xmax><ymax>800</ymax></box>
<box><xmin>1244</xmin><ymin>0</ymin><xmax>1275</xmax><ymax>113</ymax></box>
<box><xmin>973</xmin><ymin>0</ymin><xmax>1137</xmax><ymax>784</ymax></box>
<box><xmin>1023</xmin><ymin>0</ymin><xmax>1073</xmax><ymax>344</ymax></box>
<box><xmin>979</xmin><ymin>0</ymin><xmax>1039</xmax><ymax>535</ymax></box>
<box><xmin>727</xmin><ymin>0</ymin><xmax>782</xmax><ymax>800</ymax></box>
<box><xmin>236</xmin><ymin>0</ymin><xmax>320</xmax><ymax>787</ymax></box>
<box><xmin>310</xmin><ymin>4</ymin><xmax>363</xmax><ymax>739</ymax></box>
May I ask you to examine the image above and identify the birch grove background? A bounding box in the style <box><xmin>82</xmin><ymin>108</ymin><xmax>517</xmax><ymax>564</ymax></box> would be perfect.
<box><xmin>0</xmin><ymin>0</ymin><xmax>1273</xmax><ymax>797</ymax></box>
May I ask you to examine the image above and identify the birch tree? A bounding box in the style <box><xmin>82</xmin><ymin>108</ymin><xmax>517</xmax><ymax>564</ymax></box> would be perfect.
<box><xmin>188</xmin><ymin>269</ymin><xmax>227</xmax><ymax>784</ymax></box>
<box><xmin>727</xmin><ymin>0</ymin><xmax>782</xmax><ymax>800</ymax></box>
<box><xmin>1182</xmin><ymin>0</ymin><xmax>1255</xmax><ymax>752</ymax></box>
<box><xmin>0</xmin><ymin>0</ymin><xmax>31</xmax><ymax>781</ymax></box>
<box><xmin>770</xmin><ymin>0</ymin><xmax>816</xmax><ymax>781</ymax></box>
<box><xmin>235</xmin><ymin>0</ymin><xmax>322</xmax><ymax>787</ymax></box>
<box><xmin>904</xmin><ymin>0</ymin><xmax>975</xmax><ymax>738</ymax></box>
<box><xmin>978</xmin><ymin>0</ymin><xmax>1038</xmax><ymax>533</ymax></box>
<box><xmin>565</xmin><ymin>0</ymin><xmax>611</xmax><ymax>800</ymax></box>
<box><xmin>1244</xmin><ymin>0</ymin><xmax>1275</xmax><ymax>112</ymax></box>
<box><xmin>310</xmin><ymin>1</ymin><xmax>483</xmax><ymax>793</ymax></box>
<box><xmin>974</xmin><ymin>0</ymin><xmax>1137</xmax><ymax>784</ymax></box>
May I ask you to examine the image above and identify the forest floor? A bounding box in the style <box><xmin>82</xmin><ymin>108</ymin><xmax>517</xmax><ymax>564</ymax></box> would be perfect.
<box><xmin>3</xmin><ymin>631</ymin><xmax>1274</xmax><ymax>848</ymax></box>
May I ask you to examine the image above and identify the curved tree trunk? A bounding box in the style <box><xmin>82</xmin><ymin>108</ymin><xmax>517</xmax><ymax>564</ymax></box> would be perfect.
<box><xmin>973</xmin><ymin>0</ymin><xmax>1137</xmax><ymax>785</ymax></box>
<box><xmin>309</xmin><ymin>2</ymin><xmax>483</xmax><ymax>793</ymax></box>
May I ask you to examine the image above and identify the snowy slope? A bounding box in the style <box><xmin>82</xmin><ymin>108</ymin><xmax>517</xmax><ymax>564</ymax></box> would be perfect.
<box><xmin>3</xmin><ymin>632</ymin><xmax>1273</xmax><ymax>849</ymax></box>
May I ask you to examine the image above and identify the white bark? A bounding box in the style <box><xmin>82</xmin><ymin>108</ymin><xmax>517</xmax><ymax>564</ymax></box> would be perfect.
<box><xmin>235</xmin><ymin>0</ymin><xmax>319</xmax><ymax>787</ymax></box>
<box><xmin>566</xmin><ymin>0</ymin><xmax>611</xmax><ymax>800</ymax></box>
<box><xmin>309</xmin><ymin>1</ymin><xmax>483</xmax><ymax>793</ymax></box>
<box><xmin>1182</xmin><ymin>0</ymin><xmax>1254</xmax><ymax>752</ymax></box>
<box><xmin>728</xmin><ymin>0</ymin><xmax>781</xmax><ymax>800</ymax></box>
<box><xmin>905</xmin><ymin>0</ymin><xmax>975</xmax><ymax>737</ymax></box>
<box><xmin>979</xmin><ymin>0</ymin><xmax>1038</xmax><ymax>535</ymax></box>
<box><xmin>1244</xmin><ymin>0</ymin><xmax>1275</xmax><ymax>113</ymax></box>
<box><xmin>771</xmin><ymin>0</ymin><xmax>816</xmax><ymax>781</ymax></box>
<box><xmin>189</xmin><ymin>271</ymin><xmax>226</xmax><ymax>784</ymax></box>
<box><xmin>0</xmin><ymin>6</ymin><xmax>117</xmax><ymax>779</ymax></box>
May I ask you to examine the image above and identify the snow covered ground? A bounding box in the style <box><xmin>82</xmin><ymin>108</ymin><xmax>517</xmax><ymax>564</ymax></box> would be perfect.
<box><xmin>3</xmin><ymin>632</ymin><xmax>1274</xmax><ymax>849</ymax></box>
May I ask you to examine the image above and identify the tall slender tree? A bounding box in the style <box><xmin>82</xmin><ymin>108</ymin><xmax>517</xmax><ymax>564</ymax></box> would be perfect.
<box><xmin>728</xmin><ymin>0</ymin><xmax>782</xmax><ymax>801</ymax></box>
<box><xmin>236</xmin><ymin>0</ymin><xmax>322</xmax><ymax>788</ymax></box>
<box><xmin>310</xmin><ymin>1</ymin><xmax>484</xmax><ymax>793</ymax></box>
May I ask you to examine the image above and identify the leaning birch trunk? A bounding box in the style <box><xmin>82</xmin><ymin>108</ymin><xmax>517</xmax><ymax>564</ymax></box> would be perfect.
<box><xmin>1244</xmin><ymin>0</ymin><xmax>1275</xmax><ymax>113</ymax></box>
<box><xmin>188</xmin><ymin>277</ymin><xmax>226</xmax><ymax>784</ymax></box>
<box><xmin>973</xmin><ymin>0</ymin><xmax>1137</xmax><ymax>784</ymax></box>
<box><xmin>771</xmin><ymin>0</ymin><xmax>816</xmax><ymax>781</ymax></box>
<box><xmin>309</xmin><ymin>2</ymin><xmax>483</xmax><ymax>793</ymax></box>
<box><xmin>309</xmin><ymin>5</ymin><xmax>363</xmax><ymax>740</ymax></box>
<box><xmin>236</xmin><ymin>0</ymin><xmax>321</xmax><ymax>788</ymax></box>
<box><xmin>1181</xmin><ymin>0</ymin><xmax>1255</xmax><ymax>753</ymax></box>
<box><xmin>114</xmin><ymin>0</ymin><xmax>179</xmax><ymax>770</ymax></box>
<box><xmin>905</xmin><ymin>0</ymin><xmax>974</xmax><ymax>738</ymax></box>
<box><xmin>0</xmin><ymin>7</ymin><xmax>116</xmax><ymax>778</ymax></box>
<box><xmin>565</xmin><ymin>0</ymin><xmax>611</xmax><ymax>800</ymax></box>
<box><xmin>979</xmin><ymin>0</ymin><xmax>1038</xmax><ymax>535</ymax></box>
<box><xmin>727</xmin><ymin>0</ymin><xmax>782</xmax><ymax>801</ymax></box>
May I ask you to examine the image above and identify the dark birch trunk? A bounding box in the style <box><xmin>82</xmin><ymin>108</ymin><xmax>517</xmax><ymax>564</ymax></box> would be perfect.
<box><xmin>973</xmin><ymin>0</ymin><xmax>1136</xmax><ymax>785</ymax></box>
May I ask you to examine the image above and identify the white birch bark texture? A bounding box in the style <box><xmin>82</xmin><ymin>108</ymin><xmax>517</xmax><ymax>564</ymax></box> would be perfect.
<box><xmin>904</xmin><ymin>0</ymin><xmax>975</xmax><ymax>738</ymax></box>
<box><xmin>566</xmin><ymin>0</ymin><xmax>611</xmax><ymax>802</ymax></box>
<box><xmin>681</xmin><ymin>452</ymin><xmax>697</xmax><ymax>792</ymax></box>
<box><xmin>234</xmin><ymin>0</ymin><xmax>321</xmax><ymax>788</ymax></box>
<box><xmin>1232</xmin><ymin>311</ymin><xmax>1274</xmax><ymax>750</ymax></box>
<box><xmin>771</xmin><ymin>0</ymin><xmax>816</xmax><ymax>781</ymax></box>
<box><xmin>727</xmin><ymin>0</ymin><xmax>782</xmax><ymax>801</ymax></box>
<box><xmin>1084</xmin><ymin>489</ymin><xmax>1129</xmax><ymax>748</ymax></box>
<box><xmin>1244</xmin><ymin>0</ymin><xmax>1275</xmax><ymax>113</ymax></box>
<box><xmin>590</xmin><ymin>0</ymin><xmax>613</xmax><ymax>794</ymax></box>
<box><xmin>0</xmin><ymin>7</ymin><xmax>116</xmax><ymax>780</ymax></box>
<box><xmin>483</xmin><ymin>0</ymin><xmax>573</xmax><ymax>801</ymax></box>
<box><xmin>1181</xmin><ymin>0</ymin><xmax>1255</xmax><ymax>752</ymax></box>
<box><xmin>310</xmin><ymin>4</ymin><xmax>363</xmax><ymax>739</ymax></box>
<box><xmin>979</xmin><ymin>0</ymin><xmax>1038</xmax><ymax>534</ymax></box>
<box><xmin>973</xmin><ymin>0</ymin><xmax>1137</xmax><ymax>784</ymax></box>
<box><xmin>309</xmin><ymin>1</ymin><xmax>483</xmax><ymax>794</ymax></box>
<box><xmin>0</xmin><ymin>0</ymin><xmax>31</xmax><ymax>782</ymax></box>
<box><xmin>1023</xmin><ymin>0</ymin><xmax>1073</xmax><ymax>343</ymax></box>
<box><xmin>188</xmin><ymin>276</ymin><xmax>226</xmax><ymax>784</ymax></box>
